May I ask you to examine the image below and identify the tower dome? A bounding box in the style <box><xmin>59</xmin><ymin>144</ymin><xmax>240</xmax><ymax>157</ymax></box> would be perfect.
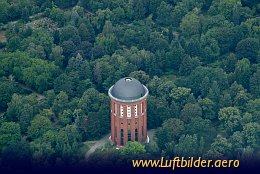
<box><xmin>109</xmin><ymin>77</ymin><xmax>148</xmax><ymax>102</ymax></box>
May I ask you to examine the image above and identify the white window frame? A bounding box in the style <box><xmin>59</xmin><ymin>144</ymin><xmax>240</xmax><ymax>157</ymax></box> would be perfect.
<box><xmin>127</xmin><ymin>105</ymin><xmax>131</xmax><ymax>118</ymax></box>
<box><xmin>134</xmin><ymin>105</ymin><xmax>138</xmax><ymax>117</ymax></box>
<box><xmin>120</xmin><ymin>105</ymin><xmax>124</xmax><ymax>118</ymax></box>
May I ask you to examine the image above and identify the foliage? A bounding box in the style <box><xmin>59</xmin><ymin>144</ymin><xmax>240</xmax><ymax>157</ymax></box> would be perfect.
<box><xmin>0</xmin><ymin>0</ymin><xmax>259</xmax><ymax>166</ymax></box>
<box><xmin>27</xmin><ymin>115</ymin><xmax>52</xmax><ymax>140</ymax></box>
<box><xmin>218</xmin><ymin>107</ymin><xmax>242</xmax><ymax>134</ymax></box>
<box><xmin>0</xmin><ymin>122</ymin><xmax>21</xmax><ymax>151</ymax></box>
<box><xmin>120</xmin><ymin>141</ymin><xmax>146</xmax><ymax>156</ymax></box>
<box><xmin>1</xmin><ymin>141</ymin><xmax>32</xmax><ymax>169</ymax></box>
<box><xmin>174</xmin><ymin>134</ymin><xmax>203</xmax><ymax>157</ymax></box>
<box><xmin>0</xmin><ymin>78</ymin><xmax>19</xmax><ymax>110</ymax></box>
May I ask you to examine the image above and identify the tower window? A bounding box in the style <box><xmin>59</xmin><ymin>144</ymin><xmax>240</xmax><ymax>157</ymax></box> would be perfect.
<box><xmin>121</xmin><ymin>129</ymin><xmax>124</xmax><ymax>145</ymax></box>
<box><xmin>120</xmin><ymin>105</ymin><xmax>123</xmax><ymax>117</ymax></box>
<box><xmin>114</xmin><ymin>103</ymin><xmax>117</xmax><ymax>114</ymax></box>
<box><xmin>127</xmin><ymin>105</ymin><xmax>131</xmax><ymax>118</ymax></box>
<box><xmin>134</xmin><ymin>105</ymin><xmax>137</xmax><ymax>117</ymax></box>
<box><xmin>128</xmin><ymin>130</ymin><xmax>131</xmax><ymax>141</ymax></box>
<box><xmin>135</xmin><ymin>129</ymin><xmax>138</xmax><ymax>141</ymax></box>
<box><xmin>141</xmin><ymin>103</ymin><xmax>143</xmax><ymax>114</ymax></box>
<box><xmin>142</xmin><ymin>126</ymin><xmax>144</xmax><ymax>137</ymax></box>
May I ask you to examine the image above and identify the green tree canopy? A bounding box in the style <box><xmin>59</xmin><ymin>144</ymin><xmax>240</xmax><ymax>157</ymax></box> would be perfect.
<box><xmin>120</xmin><ymin>141</ymin><xmax>146</xmax><ymax>156</ymax></box>
<box><xmin>180</xmin><ymin>9</ymin><xmax>201</xmax><ymax>37</ymax></box>
<box><xmin>0</xmin><ymin>122</ymin><xmax>21</xmax><ymax>151</ymax></box>
<box><xmin>218</xmin><ymin>107</ymin><xmax>242</xmax><ymax>134</ymax></box>
<box><xmin>27</xmin><ymin>115</ymin><xmax>52</xmax><ymax>140</ymax></box>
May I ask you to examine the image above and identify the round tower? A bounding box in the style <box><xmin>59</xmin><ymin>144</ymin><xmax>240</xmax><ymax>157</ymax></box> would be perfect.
<box><xmin>108</xmin><ymin>77</ymin><xmax>149</xmax><ymax>146</ymax></box>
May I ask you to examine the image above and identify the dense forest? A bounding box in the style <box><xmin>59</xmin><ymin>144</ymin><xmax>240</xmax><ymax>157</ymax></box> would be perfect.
<box><xmin>0</xmin><ymin>0</ymin><xmax>259</xmax><ymax>169</ymax></box>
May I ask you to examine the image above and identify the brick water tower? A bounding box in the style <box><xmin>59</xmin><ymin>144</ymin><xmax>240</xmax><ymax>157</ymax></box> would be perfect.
<box><xmin>108</xmin><ymin>77</ymin><xmax>149</xmax><ymax>146</ymax></box>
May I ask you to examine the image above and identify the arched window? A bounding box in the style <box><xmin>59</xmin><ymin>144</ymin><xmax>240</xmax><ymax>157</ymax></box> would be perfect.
<box><xmin>114</xmin><ymin>103</ymin><xmax>117</xmax><ymax>114</ymax></box>
<box><xmin>135</xmin><ymin>129</ymin><xmax>138</xmax><ymax>141</ymax></box>
<box><xmin>121</xmin><ymin>129</ymin><xmax>124</xmax><ymax>145</ymax></box>
<box><xmin>128</xmin><ymin>130</ymin><xmax>131</xmax><ymax>141</ymax></box>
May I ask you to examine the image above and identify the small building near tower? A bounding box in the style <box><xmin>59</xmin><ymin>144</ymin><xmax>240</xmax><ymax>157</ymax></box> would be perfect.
<box><xmin>108</xmin><ymin>77</ymin><xmax>149</xmax><ymax>146</ymax></box>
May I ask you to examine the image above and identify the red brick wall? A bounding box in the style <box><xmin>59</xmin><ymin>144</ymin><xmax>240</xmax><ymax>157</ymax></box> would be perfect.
<box><xmin>110</xmin><ymin>98</ymin><xmax>147</xmax><ymax>146</ymax></box>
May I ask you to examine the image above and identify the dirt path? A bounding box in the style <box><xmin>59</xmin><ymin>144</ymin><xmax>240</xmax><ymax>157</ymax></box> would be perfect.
<box><xmin>0</xmin><ymin>31</ymin><xmax>7</xmax><ymax>43</ymax></box>
<box><xmin>84</xmin><ymin>134</ymin><xmax>110</xmax><ymax>160</ymax></box>
<box><xmin>84</xmin><ymin>129</ymin><xmax>156</xmax><ymax>161</ymax></box>
<box><xmin>147</xmin><ymin>129</ymin><xmax>156</xmax><ymax>143</ymax></box>
<box><xmin>15</xmin><ymin>82</ymin><xmax>46</xmax><ymax>100</ymax></box>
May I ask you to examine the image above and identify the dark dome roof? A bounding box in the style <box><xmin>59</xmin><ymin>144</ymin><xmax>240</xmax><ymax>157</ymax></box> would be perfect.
<box><xmin>111</xmin><ymin>77</ymin><xmax>146</xmax><ymax>100</ymax></box>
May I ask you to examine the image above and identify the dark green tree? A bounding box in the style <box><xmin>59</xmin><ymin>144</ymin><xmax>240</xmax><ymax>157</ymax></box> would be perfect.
<box><xmin>230</xmin><ymin>131</ymin><xmax>244</xmax><ymax>154</ymax></box>
<box><xmin>234</xmin><ymin>58</ymin><xmax>251</xmax><ymax>89</ymax></box>
<box><xmin>218</xmin><ymin>107</ymin><xmax>242</xmax><ymax>134</ymax></box>
<box><xmin>1</xmin><ymin>141</ymin><xmax>32</xmax><ymax>169</ymax></box>
<box><xmin>49</xmin><ymin>46</ymin><xmax>65</xmax><ymax>67</ymax></box>
<box><xmin>52</xmin><ymin>91</ymin><xmax>69</xmax><ymax>116</ymax></box>
<box><xmin>179</xmin><ymin>56</ymin><xmax>201</xmax><ymax>76</ymax></box>
<box><xmin>27</xmin><ymin>115</ymin><xmax>52</xmax><ymax>140</ymax></box>
<box><xmin>174</xmin><ymin>134</ymin><xmax>201</xmax><ymax>157</ymax></box>
<box><xmin>6</xmin><ymin>94</ymin><xmax>39</xmax><ymax>127</ymax></box>
<box><xmin>186</xmin><ymin>117</ymin><xmax>217</xmax><ymax>147</ymax></box>
<box><xmin>0</xmin><ymin>122</ymin><xmax>21</xmax><ymax>151</ymax></box>
<box><xmin>165</xmin><ymin>42</ymin><xmax>186</xmax><ymax>70</ymax></box>
<box><xmin>207</xmin><ymin>81</ymin><xmax>221</xmax><ymax>104</ymax></box>
<box><xmin>219</xmin><ymin>93</ymin><xmax>232</xmax><ymax>108</ymax></box>
<box><xmin>180</xmin><ymin>9</ymin><xmax>201</xmax><ymax>37</ymax></box>
<box><xmin>205</xmin><ymin>135</ymin><xmax>232</xmax><ymax>159</ymax></box>
<box><xmin>19</xmin><ymin>104</ymin><xmax>34</xmax><ymax>134</ymax></box>
<box><xmin>129</xmin><ymin>70</ymin><xmax>150</xmax><ymax>84</ymax></box>
<box><xmin>236</xmin><ymin>38</ymin><xmax>259</xmax><ymax>63</ymax></box>
<box><xmin>120</xmin><ymin>141</ymin><xmax>146</xmax><ymax>156</ymax></box>
<box><xmin>156</xmin><ymin>1</ymin><xmax>173</xmax><ymax>26</ymax></box>
<box><xmin>0</xmin><ymin>78</ymin><xmax>18</xmax><ymax>110</ymax></box>
<box><xmin>78</xmin><ymin>23</ymin><xmax>92</xmax><ymax>42</ymax></box>
<box><xmin>180</xmin><ymin>103</ymin><xmax>202</xmax><ymax>123</ymax></box>
<box><xmin>155</xmin><ymin>118</ymin><xmax>185</xmax><ymax>149</ymax></box>
<box><xmin>170</xmin><ymin>87</ymin><xmax>191</xmax><ymax>105</ymax></box>
<box><xmin>250</xmin><ymin>70</ymin><xmax>260</xmax><ymax>98</ymax></box>
<box><xmin>130</xmin><ymin>0</ymin><xmax>146</xmax><ymax>20</ymax></box>
<box><xmin>54</xmin><ymin>0</ymin><xmax>79</xmax><ymax>9</ymax></box>
<box><xmin>198</xmin><ymin>98</ymin><xmax>216</xmax><ymax>120</ymax></box>
<box><xmin>187</xmin><ymin>67</ymin><xmax>228</xmax><ymax>96</ymax></box>
<box><xmin>62</xmin><ymin>41</ymin><xmax>77</xmax><ymax>58</ymax></box>
<box><xmin>242</xmin><ymin>122</ymin><xmax>260</xmax><ymax>149</ymax></box>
